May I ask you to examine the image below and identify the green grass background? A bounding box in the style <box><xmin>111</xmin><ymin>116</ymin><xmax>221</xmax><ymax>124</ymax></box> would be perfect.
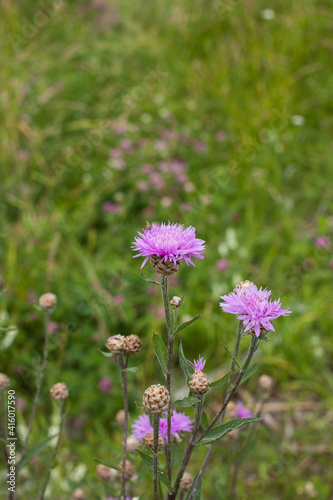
<box><xmin>1</xmin><ymin>0</ymin><xmax>333</xmax><ymax>498</ymax></box>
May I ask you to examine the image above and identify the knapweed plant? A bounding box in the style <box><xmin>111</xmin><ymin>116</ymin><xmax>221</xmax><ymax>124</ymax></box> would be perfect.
<box><xmin>100</xmin><ymin>222</ymin><xmax>291</xmax><ymax>500</ymax></box>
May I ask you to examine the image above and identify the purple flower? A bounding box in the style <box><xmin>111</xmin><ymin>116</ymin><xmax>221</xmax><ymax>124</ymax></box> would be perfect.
<box><xmin>235</xmin><ymin>401</ymin><xmax>253</xmax><ymax>419</ymax></box>
<box><xmin>132</xmin><ymin>222</ymin><xmax>205</xmax><ymax>268</ymax></box>
<box><xmin>315</xmin><ymin>236</ymin><xmax>330</xmax><ymax>248</ymax></box>
<box><xmin>98</xmin><ymin>377</ymin><xmax>113</xmax><ymax>394</ymax></box>
<box><xmin>131</xmin><ymin>411</ymin><xmax>193</xmax><ymax>440</ymax></box>
<box><xmin>47</xmin><ymin>321</ymin><xmax>59</xmax><ymax>334</ymax></box>
<box><xmin>216</xmin><ymin>258</ymin><xmax>229</xmax><ymax>272</ymax></box>
<box><xmin>187</xmin><ymin>355</ymin><xmax>206</xmax><ymax>372</ymax></box>
<box><xmin>220</xmin><ymin>285</ymin><xmax>291</xmax><ymax>337</ymax></box>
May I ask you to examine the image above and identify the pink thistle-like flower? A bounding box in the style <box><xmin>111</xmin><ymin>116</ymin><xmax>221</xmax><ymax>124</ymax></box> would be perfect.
<box><xmin>132</xmin><ymin>222</ymin><xmax>205</xmax><ymax>268</ymax></box>
<box><xmin>187</xmin><ymin>355</ymin><xmax>206</xmax><ymax>372</ymax></box>
<box><xmin>220</xmin><ymin>285</ymin><xmax>291</xmax><ymax>337</ymax></box>
<box><xmin>131</xmin><ymin>411</ymin><xmax>193</xmax><ymax>441</ymax></box>
<box><xmin>235</xmin><ymin>401</ymin><xmax>253</xmax><ymax>419</ymax></box>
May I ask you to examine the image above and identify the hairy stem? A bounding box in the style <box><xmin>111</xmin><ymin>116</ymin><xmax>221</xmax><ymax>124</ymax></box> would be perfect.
<box><xmin>160</xmin><ymin>274</ymin><xmax>173</xmax><ymax>483</ymax></box>
<box><xmin>39</xmin><ymin>400</ymin><xmax>66</xmax><ymax>500</ymax></box>
<box><xmin>153</xmin><ymin>414</ymin><xmax>160</xmax><ymax>500</ymax></box>
<box><xmin>119</xmin><ymin>355</ymin><xmax>129</xmax><ymax>500</ymax></box>
<box><xmin>188</xmin><ymin>335</ymin><xmax>259</xmax><ymax>499</ymax></box>
<box><xmin>170</xmin><ymin>395</ymin><xmax>203</xmax><ymax>500</ymax></box>
<box><xmin>17</xmin><ymin>310</ymin><xmax>50</xmax><ymax>474</ymax></box>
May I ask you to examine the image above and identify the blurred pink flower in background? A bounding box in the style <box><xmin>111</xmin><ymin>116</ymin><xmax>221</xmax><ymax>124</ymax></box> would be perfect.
<box><xmin>119</xmin><ymin>138</ymin><xmax>133</xmax><ymax>151</ymax></box>
<box><xmin>113</xmin><ymin>122</ymin><xmax>128</xmax><ymax>134</ymax></box>
<box><xmin>17</xmin><ymin>150</ymin><xmax>30</xmax><ymax>162</ymax></box>
<box><xmin>154</xmin><ymin>139</ymin><xmax>167</xmax><ymax>151</ymax></box>
<box><xmin>235</xmin><ymin>401</ymin><xmax>253</xmax><ymax>419</ymax></box>
<box><xmin>315</xmin><ymin>236</ymin><xmax>330</xmax><ymax>248</ymax></box>
<box><xmin>216</xmin><ymin>259</ymin><xmax>229</xmax><ymax>271</ymax></box>
<box><xmin>161</xmin><ymin>197</ymin><xmax>172</xmax><ymax>208</ymax></box>
<box><xmin>114</xmin><ymin>294</ymin><xmax>125</xmax><ymax>306</ymax></box>
<box><xmin>109</xmin><ymin>148</ymin><xmax>122</xmax><ymax>158</ymax></box>
<box><xmin>98</xmin><ymin>377</ymin><xmax>113</xmax><ymax>394</ymax></box>
<box><xmin>111</xmin><ymin>158</ymin><xmax>125</xmax><ymax>170</ymax></box>
<box><xmin>215</xmin><ymin>130</ymin><xmax>227</xmax><ymax>141</ymax></box>
<box><xmin>102</xmin><ymin>202</ymin><xmax>120</xmax><ymax>214</ymax></box>
<box><xmin>141</xmin><ymin>164</ymin><xmax>154</xmax><ymax>175</ymax></box>
<box><xmin>193</xmin><ymin>140</ymin><xmax>206</xmax><ymax>152</ymax></box>
<box><xmin>27</xmin><ymin>289</ymin><xmax>37</xmax><ymax>304</ymax></box>
<box><xmin>47</xmin><ymin>321</ymin><xmax>59</xmax><ymax>334</ymax></box>
<box><xmin>16</xmin><ymin>397</ymin><xmax>26</xmax><ymax>411</ymax></box>
<box><xmin>137</xmin><ymin>180</ymin><xmax>149</xmax><ymax>192</ymax></box>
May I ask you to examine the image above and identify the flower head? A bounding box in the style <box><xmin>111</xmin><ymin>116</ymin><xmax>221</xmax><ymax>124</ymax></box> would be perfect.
<box><xmin>220</xmin><ymin>285</ymin><xmax>291</xmax><ymax>337</ymax></box>
<box><xmin>132</xmin><ymin>222</ymin><xmax>205</xmax><ymax>268</ymax></box>
<box><xmin>235</xmin><ymin>401</ymin><xmax>253</xmax><ymax>419</ymax></box>
<box><xmin>131</xmin><ymin>411</ymin><xmax>193</xmax><ymax>441</ymax></box>
<box><xmin>187</xmin><ymin>355</ymin><xmax>206</xmax><ymax>372</ymax></box>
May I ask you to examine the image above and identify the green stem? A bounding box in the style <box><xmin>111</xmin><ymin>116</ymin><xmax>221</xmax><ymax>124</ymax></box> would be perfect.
<box><xmin>119</xmin><ymin>355</ymin><xmax>129</xmax><ymax>500</ymax></box>
<box><xmin>160</xmin><ymin>274</ymin><xmax>173</xmax><ymax>483</ymax></box>
<box><xmin>153</xmin><ymin>414</ymin><xmax>160</xmax><ymax>500</ymax></box>
<box><xmin>188</xmin><ymin>335</ymin><xmax>259</xmax><ymax>499</ymax></box>
<box><xmin>39</xmin><ymin>400</ymin><xmax>66</xmax><ymax>500</ymax></box>
<box><xmin>170</xmin><ymin>395</ymin><xmax>204</xmax><ymax>500</ymax></box>
<box><xmin>17</xmin><ymin>310</ymin><xmax>50</xmax><ymax>474</ymax></box>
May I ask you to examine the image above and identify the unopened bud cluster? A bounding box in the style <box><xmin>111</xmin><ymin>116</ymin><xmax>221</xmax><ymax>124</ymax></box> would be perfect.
<box><xmin>118</xmin><ymin>460</ymin><xmax>134</xmax><ymax>479</ymax></box>
<box><xmin>170</xmin><ymin>296</ymin><xmax>182</xmax><ymax>307</ymax></box>
<box><xmin>50</xmin><ymin>382</ymin><xmax>69</xmax><ymax>401</ymax></box>
<box><xmin>71</xmin><ymin>489</ymin><xmax>86</xmax><ymax>500</ymax></box>
<box><xmin>143</xmin><ymin>431</ymin><xmax>164</xmax><ymax>451</ymax></box>
<box><xmin>0</xmin><ymin>373</ymin><xmax>10</xmax><ymax>391</ymax></box>
<box><xmin>258</xmin><ymin>374</ymin><xmax>274</xmax><ymax>393</ymax></box>
<box><xmin>106</xmin><ymin>334</ymin><xmax>142</xmax><ymax>355</ymax></box>
<box><xmin>39</xmin><ymin>292</ymin><xmax>57</xmax><ymax>311</ymax></box>
<box><xmin>150</xmin><ymin>254</ymin><xmax>181</xmax><ymax>275</ymax></box>
<box><xmin>180</xmin><ymin>472</ymin><xmax>193</xmax><ymax>490</ymax></box>
<box><xmin>233</xmin><ymin>280</ymin><xmax>253</xmax><ymax>294</ymax></box>
<box><xmin>142</xmin><ymin>384</ymin><xmax>170</xmax><ymax>414</ymax></box>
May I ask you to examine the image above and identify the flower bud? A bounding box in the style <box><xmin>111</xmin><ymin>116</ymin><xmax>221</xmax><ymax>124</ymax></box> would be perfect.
<box><xmin>106</xmin><ymin>334</ymin><xmax>128</xmax><ymax>355</ymax></box>
<box><xmin>115</xmin><ymin>409</ymin><xmax>126</xmax><ymax>425</ymax></box>
<box><xmin>50</xmin><ymin>382</ymin><xmax>69</xmax><ymax>401</ymax></box>
<box><xmin>0</xmin><ymin>373</ymin><xmax>10</xmax><ymax>391</ymax></box>
<box><xmin>71</xmin><ymin>489</ymin><xmax>86</xmax><ymax>500</ymax></box>
<box><xmin>143</xmin><ymin>384</ymin><xmax>170</xmax><ymax>414</ymax></box>
<box><xmin>39</xmin><ymin>292</ymin><xmax>57</xmax><ymax>310</ymax></box>
<box><xmin>180</xmin><ymin>472</ymin><xmax>193</xmax><ymax>491</ymax></box>
<box><xmin>126</xmin><ymin>334</ymin><xmax>142</xmax><ymax>354</ymax></box>
<box><xmin>170</xmin><ymin>296</ymin><xmax>182</xmax><ymax>307</ymax></box>
<box><xmin>258</xmin><ymin>374</ymin><xmax>274</xmax><ymax>393</ymax></box>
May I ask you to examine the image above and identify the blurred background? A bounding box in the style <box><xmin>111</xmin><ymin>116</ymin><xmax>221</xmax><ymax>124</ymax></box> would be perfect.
<box><xmin>1</xmin><ymin>0</ymin><xmax>333</xmax><ymax>498</ymax></box>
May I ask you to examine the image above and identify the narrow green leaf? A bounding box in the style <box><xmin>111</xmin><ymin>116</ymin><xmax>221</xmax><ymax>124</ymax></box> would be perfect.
<box><xmin>201</xmin><ymin>411</ymin><xmax>209</xmax><ymax>430</ymax></box>
<box><xmin>197</xmin><ymin>417</ymin><xmax>262</xmax><ymax>445</ymax></box>
<box><xmin>136</xmin><ymin>449</ymin><xmax>172</xmax><ymax>491</ymax></box>
<box><xmin>210</xmin><ymin>370</ymin><xmax>233</xmax><ymax>389</ymax></box>
<box><xmin>124</xmin><ymin>366</ymin><xmax>138</xmax><ymax>373</ymax></box>
<box><xmin>136</xmin><ymin>448</ymin><xmax>154</xmax><ymax>469</ymax></box>
<box><xmin>158</xmin><ymin>469</ymin><xmax>172</xmax><ymax>492</ymax></box>
<box><xmin>98</xmin><ymin>349</ymin><xmax>114</xmax><ymax>358</ymax></box>
<box><xmin>143</xmin><ymin>444</ymin><xmax>156</xmax><ymax>457</ymax></box>
<box><xmin>139</xmin><ymin>493</ymin><xmax>147</xmax><ymax>500</ymax></box>
<box><xmin>175</xmin><ymin>396</ymin><xmax>199</xmax><ymax>408</ymax></box>
<box><xmin>220</xmin><ymin>343</ymin><xmax>242</xmax><ymax>370</ymax></box>
<box><xmin>179</xmin><ymin>341</ymin><xmax>194</xmax><ymax>386</ymax></box>
<box><xmin>135</xmin><ymin>400</ymin><xmax>145</xmax><ymax>411</ymax></box>
<box><xmin>240</xmin><ymin>363</ymin><xmax>258</xmax><ymax>385</ymax></box>
<box><xmin>94</xmin><ymin>457</ymin><xmax>119</xmax><ymax>469</ymax></box>
<box><xmin>141</xmin><ymin>273</ymin><xmax>161</xmax><ymax>287</ymax></box>
<box><xmin>152</xmin><ymin>332</ymin><xmax>167</xmax><ymax>378</ymax></box>
<box><xmin>173</xmin><ymin>314</ymin><xmax>200</xmax><ymax>336</ymax></box>
<box><xmin>193</xmin><ymin>480</ymin><xmax>202</xmax><ymax>499</ymax></box>
<box><xmin>19</xmin><ymin>434</ymin><xmax>58</xmax><ymax>470</ymax></box>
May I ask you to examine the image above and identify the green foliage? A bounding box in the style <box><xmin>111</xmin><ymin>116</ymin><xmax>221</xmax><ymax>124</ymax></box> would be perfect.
<box><xmin>197</xmin><ymin>418</ymin><xmax>263</xmax><ymax>445</ymax></box>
